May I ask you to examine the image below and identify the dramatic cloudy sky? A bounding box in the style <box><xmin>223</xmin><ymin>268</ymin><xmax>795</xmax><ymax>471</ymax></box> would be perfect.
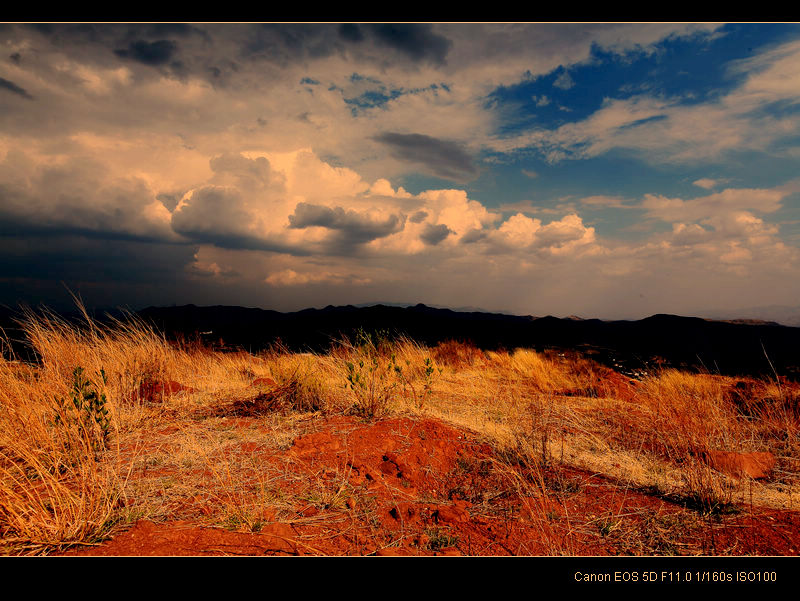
<box><xmin>2</xmin><ymin>22</ymin><xmax>800</xmax><ymax>319</ymax></box>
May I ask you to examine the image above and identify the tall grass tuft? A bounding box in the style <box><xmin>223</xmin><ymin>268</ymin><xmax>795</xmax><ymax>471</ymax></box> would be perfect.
<box><xmin>0</xmin><ymin>301</ymin><xmax>173</xmax><ymax>553</ymax></box>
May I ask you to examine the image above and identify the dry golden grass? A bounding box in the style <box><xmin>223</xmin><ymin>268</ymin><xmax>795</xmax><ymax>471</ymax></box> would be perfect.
<box><xmin>0</xmin><ymin>305</ymin><xmax>798</xmax><ymax>554</ymax></box>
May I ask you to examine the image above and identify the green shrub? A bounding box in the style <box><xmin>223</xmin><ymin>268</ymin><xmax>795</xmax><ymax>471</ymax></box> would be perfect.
<box><xmin>54</xmin><ymin>366</ymin><xmax>112</xmax><ymax>458</ymax></box>
<box><xmin>345</xmin><ymin>353</ymin><xmax>399</xmax><ymax>418</ymax></box>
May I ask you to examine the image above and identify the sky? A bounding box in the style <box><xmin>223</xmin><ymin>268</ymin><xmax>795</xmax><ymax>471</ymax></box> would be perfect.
<box><xmin>2</xmin><ymin>22</ymin><xmax>800</xmax><ymax>321</ymax></box>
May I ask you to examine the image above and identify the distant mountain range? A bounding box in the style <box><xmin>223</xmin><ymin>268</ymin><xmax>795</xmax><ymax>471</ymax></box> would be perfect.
<box><xmin>3</xmin><ymin>302</ymin><xmax>799</xmax><ymax>380</ymax></box>
<box><xmin>700</xmin><ymin>304</ymin><xmax>800</xmax><ymax>328</ymax></box>
<box><xmin>134</xmin><ymin>303</ymin><xmax>800</xmax><ymax>380</ymax></box>
<box><xmin>352</xmin><ymin>301</ymin><xmax>516</xmax><ymax>315</ymax></box>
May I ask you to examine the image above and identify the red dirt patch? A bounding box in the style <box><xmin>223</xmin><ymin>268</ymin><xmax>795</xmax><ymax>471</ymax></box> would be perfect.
<box><xmin>62</xmin><ymin>520</ymin><xmax>300</xmax><ymax>556</ymax></box>
<box><xmin>56</xmin><ymin>415</ymin><xmax>800</xmax><ymax>556</ymax></box>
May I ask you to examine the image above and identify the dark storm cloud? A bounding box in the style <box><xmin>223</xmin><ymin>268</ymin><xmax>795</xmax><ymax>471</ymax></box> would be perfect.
<box><xmin>4</xmin><ymin>23</ymin><xmax>451</xmax><ymax>92</ymax></box>
<box><xmin>0</xmin><ymin>235</ymin><xmax>194</xmax><ymax>284</ymax></box>
<box><xmin>2</xmin><ymin>24</ymin><xmax>206</xmax><ymax>83</ymax></box>
<box><xmin>366</xmin><ymin>24</ymin><xmax>451</xmax><ymax>65</ymax></box>
<box><xmin>239</xmin><ymin>23</ymin><xmax>451</xmax><ymax>70</ymax></box>
<box><xmin>142</xmin><ymin>24</ymin><xmax>200</xmax><ymax>39</ymax></box>
<box><xmin>0</xmin><ymin>231</ymin><xmax>204</xmax><ymax>312</ymax></box>
<box><xmin>20</xmin><ymin>23</ymin><xmax>117</xmax><ymax>49</ymax></box>
<box><xmin>338</xmin><ymin>24</ymin><xmax>364</xmax><ymax>43</ymax></box>
<box><xmin>171</xmin><ymin>229</ymin><xmax>312</xmax><ymax>256</ymax></box>
<box><xmin>114</xmin><ymin>40</ymin><xmax>178</xmax><ymax>66</ymax></box>
<box><xmin>21</xmin><ymin>23</ymin><xmax>202</xmax><ymax>46</ymax></box>
<box><xmin>420</xmin><ymin>223</ymin><xmax>453</xmax><ymax>246</ymax></box>
<box><xmin>0</xmin><ymin>234</ymin><xmax>214</xmax><ymax>313</ymax></box>
<box><xmin>288</xmin><ymin>202</ymin><xmax>406</xmax><ymax>245</ymax></box>
<box><xmin>240</xmin><ymin>24</ymin><xmax>343</xmax><ymax>65</ymax></box>
<box><xmin>23</xmin><ymin>23</ymin><xmax>55</xmax><ymax>35</ymax></box>
<box><xmin>373</xmin><ymin>132</ymin><xmax>478</xmax><ymax>181</ymax></box>
<box><xmin>0</xmin><ymin>220</ymin><xmax>169</xmax><ymax>245</ymax></box>
<box><xmin>0</xmin><ymin>77</ymin><xmax>33</xmax><ymax>99</ymax></box>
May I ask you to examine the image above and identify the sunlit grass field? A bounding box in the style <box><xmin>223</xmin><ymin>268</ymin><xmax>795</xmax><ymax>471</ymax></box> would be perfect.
<box><xmin>1</xmin><ymin>303</ymin><xmax>797</xmax><ymax>554</ymax></box>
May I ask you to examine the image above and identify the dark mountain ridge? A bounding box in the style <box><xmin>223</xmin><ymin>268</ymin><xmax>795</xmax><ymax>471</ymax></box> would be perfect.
<box><xmin>135</xmin><ymin>303</ymin><xmax>800</xmax><ymax>380</ymax></box>
<box><xmin>2</xmin><ymin>303</ymin><xmax>798</xmax><ymax>380</ymax></box>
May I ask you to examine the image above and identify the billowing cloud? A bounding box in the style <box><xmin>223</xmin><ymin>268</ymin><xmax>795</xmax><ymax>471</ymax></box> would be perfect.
<box><xmin>288</xmin><ymin>202</ymin><xmax>406</xmax><ymax>248</ymax></box>
<box><xmin>487</xmin><ymin>212</ymin><xmax>597</xmax><ymax>256</ymax></box>
<box><xmin>171</xmin><ymin>186</ymin><xmax>264</xmax><ymax>247</ymax></box>
<box><xmin>2</xmin><ymin>23</ymin><xmax>799</xmax><ymax>320</ymax></box>
<box><xmin>169</xmin><ymin>152</ymin><xmax>287</xmax><ymax>247</ymax></box>
<box><xmin>640</xmin><ymin>187</ymin><xmax>786</xmax><ymax>223</ymax></box>
<box><xmin>0</xmin><ymin>149</ymin><xmax>175</xmax><ymax>242</ymax></box>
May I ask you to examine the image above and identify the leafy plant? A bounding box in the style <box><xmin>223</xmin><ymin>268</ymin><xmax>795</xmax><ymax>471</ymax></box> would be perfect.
<box><xmin>54</xmin><ymin>366</ymin><xmax>112</xmax><ymax>457</ymax></box>
<box><xmin>395</xmin><ymin>355</ymin><xmax>442</xmax><ymax>410</ymax></box>
<box><xmin>597</xmin><ymin>512</ymin><xmax>622</xmax><ymax>538</ymax></box>
<box><xmin>345</xmin><ymin>353</ymin><xmax>399</xmax><ymax>418</ymax></box>
<box><xmin>425</xmin><ymin>527</ymin><xmax>459</xmax><ymax>551</ymax></box>
<box><xmin>420</xmin><ymin>357</ymin><xmax>441</xmax><ymax>408</ymax></box>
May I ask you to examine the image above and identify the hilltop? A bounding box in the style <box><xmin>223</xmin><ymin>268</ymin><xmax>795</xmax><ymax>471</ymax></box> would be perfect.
<box><xmin>1</xmin><ymin>304</ymin><xmax>798</xmax><ymax>556</ymax></box>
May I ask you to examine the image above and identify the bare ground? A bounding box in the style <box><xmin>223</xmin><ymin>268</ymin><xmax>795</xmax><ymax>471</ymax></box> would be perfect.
<box><xmin>57</xmin><ymin>412</ymin><xmax>798</xmax><ymax>556</ymax></box>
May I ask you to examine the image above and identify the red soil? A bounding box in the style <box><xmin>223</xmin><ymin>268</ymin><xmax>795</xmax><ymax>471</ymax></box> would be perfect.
<box><xmin>57</xmin><ymin>414</ymin><xmax>799</xmax><ymax>557</ymax></box>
